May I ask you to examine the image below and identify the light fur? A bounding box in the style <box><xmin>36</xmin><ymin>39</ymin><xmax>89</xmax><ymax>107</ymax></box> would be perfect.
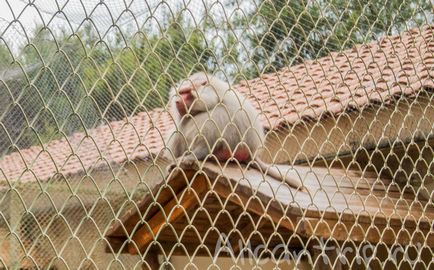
<box><xmin>166</xmin><ymin>72</ymin><xmax>303</xmax><ymax>190</ymax></box>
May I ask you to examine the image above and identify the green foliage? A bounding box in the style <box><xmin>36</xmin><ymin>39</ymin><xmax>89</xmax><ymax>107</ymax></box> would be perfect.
<box><xmin>0</xmin><ymin>42</ymin><xmax>12</xmax><ymax>67</ymax></box>
<box><xmin>86</xmin><ymin>14</ymin><xmax>210</xmax><ymax>120</ymax></box>
<box><xmin>0</xmin><ymin>26</ymin><xmax>93</xmax><ymax>152</ymax></box>
<box><xmin>235</xmin><ymin>0</ymin><xmax>432</xmax><ymax>76</ymax></box>
<box><xmin>327</xmin><ymin>0</ymin><xmax>431</xmax><ymax>45</ymax></box>
<box><xmin>0</xmin><ymin>12</ymin><xmax>210</xmax><ymax>153</ymax></box>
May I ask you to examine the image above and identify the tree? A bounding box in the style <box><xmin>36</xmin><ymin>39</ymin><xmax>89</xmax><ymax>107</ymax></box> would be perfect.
<box><xmin>0</xmin><ymin>25</ymin><xmax>99</xmax><ymax>154</ymax></box>
<box><xmin>86</xmin><ymin>12</ymin><xmax>211</xmax><ymax>120</ymax></box>
<box><xmin>232</xmin><ymin>0</ymin><xmax>432</xmax><ymax>77</ymax></box>
<box><xmin>0</xmin><ymin>9</ymin><xmax>212</xmax><ymax>153</ymax></box>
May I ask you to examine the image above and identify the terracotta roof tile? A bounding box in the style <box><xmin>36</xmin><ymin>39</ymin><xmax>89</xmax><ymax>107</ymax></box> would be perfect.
<box><xmin>0</xmin><ymin>109</ymin><xmax>172</xmax><ymax>182</ymax></box>
<box><xmin>238</xmin><ymin>25</ymin><xmax>433</xmax><ymax>128</ymax></box>
<box><xmin>0</xmin><ymin>25</ymin><xmax>432</xmax><ymax>182</ymax></box>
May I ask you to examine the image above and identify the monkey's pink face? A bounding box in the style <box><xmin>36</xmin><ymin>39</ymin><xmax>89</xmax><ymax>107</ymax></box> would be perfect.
<box><xmin>174</xmin><ymin>77</ymin><xmax>218</xmax><ymax>116</ymax></box>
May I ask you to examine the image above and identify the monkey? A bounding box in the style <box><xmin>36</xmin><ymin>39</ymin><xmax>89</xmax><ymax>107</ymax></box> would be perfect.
<box><xmin>165</xmin><ymin>72</ymin><xmax>304</xmax><ymax>190</ymax></box>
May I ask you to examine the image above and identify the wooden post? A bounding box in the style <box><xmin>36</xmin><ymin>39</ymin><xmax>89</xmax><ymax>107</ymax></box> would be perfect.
<box><xmin>129</xmin><ymin>176</ymin><xmax>208</xmax><ymax>254</ymax></box>
<box><xmin>312</xmin><ymin>243</ymin><xmax>344</xmax><ymax>270</ymax></box>
<box><xmin>142</xmin><ymin>252</ymin><xmax>160</xmax><ymax>270</ymax></box>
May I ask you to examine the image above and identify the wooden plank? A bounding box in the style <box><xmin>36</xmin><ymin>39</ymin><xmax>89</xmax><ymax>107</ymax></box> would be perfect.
<box><xmin>144</xmin><ymin>240</ymin><xmax>305</xmax><ymax>257</ymax></box>
<box><xmin>128</xmin><ymin>175</ymin><xmax>209</xmax><ymax>255</ymax></box>
<box><xmin>142</xmin><ymin>252</ymin><xmax>160</xmax><ymax>270</ymax></box>
<box><xmin>312</xmin><ymin>244</ymin><xmax>344</xmax><ymax>270</ymax></box>
<box><xmin>231</xmin><ymin>218</ymin><xmax>266</xmax><ymax>255</ymax></box>
<box><xmin>107</xmin><ymin>160</ymin><xmax>434</xmax><ymax>254</ymax></box>
<box><xmin>213</xmin><ymin>181</ymin><xmax>295</xmax><ymax>231</ymax></box>
<box><xmin>105</xmin><ymin>236</ymin><xmax>126</xmax><ymax>253</ymax></box>
<box><xmin>106</xmin><ymin>168</ymin><xmax>198</xmax><ymax>238</ymax></box>
<box><xmin>267</xmin><ymin>93</ymin><xmax>434</xmax><ymax>165</ymax></box>
<box><xmin>201</xmin><ymin>163</ymin><xmax>434</xmax><ymax>226</ymax></box>
<box><xmin>298</xmin><ymin>218</ymin><xmax>432</xmax><ymax>246</ymax></box>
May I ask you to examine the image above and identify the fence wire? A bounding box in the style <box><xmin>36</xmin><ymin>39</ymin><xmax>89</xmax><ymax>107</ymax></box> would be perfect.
<box><xmin>0</xmin><ymin>0</ymin><xmax>433</xmax><ymax>269</ymax></box>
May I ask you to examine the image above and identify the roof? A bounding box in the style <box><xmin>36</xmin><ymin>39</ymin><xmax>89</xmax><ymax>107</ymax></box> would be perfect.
<box><xmin>106</xmin><ymin>161</ymin><xmax>434</xmax><ymax>255</ymax></box>
<box><xmin>0</xmin><ymin>25</ymin><xmax>433</xmax><ymax>182</ymax></box>
<box><xmin>0</xmin><ymin>109</ymin><xmax>172</xmax><ymax>182</ymax></box>
<box><xmin>238</xmin><ymin>25</ymin><xmax>433</xmax><ymax>127</ymax></box>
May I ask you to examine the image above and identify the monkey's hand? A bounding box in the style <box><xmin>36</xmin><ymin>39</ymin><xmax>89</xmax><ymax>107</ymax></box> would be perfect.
<box><xmin>166</xmin><ymin>163</ymin><xmax>177</xmax><ymax>174</ymax></box>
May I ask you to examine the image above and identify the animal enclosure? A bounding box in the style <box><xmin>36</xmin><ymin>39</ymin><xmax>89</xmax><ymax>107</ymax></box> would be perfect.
<box><xmin>0</xmin><ymin>0</ymin><xmax>432</xmax><ymax>269</ymax></box>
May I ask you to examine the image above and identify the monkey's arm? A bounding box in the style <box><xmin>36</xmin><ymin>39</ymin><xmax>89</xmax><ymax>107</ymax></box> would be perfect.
<box><xmin>182</xmin><ymin>109</ymin><xmax>231</xmax><ymax>161</ymax></box>
<box><xmin>166</xmin><ymin>129</ymin><xmax>187</xmax><ymax>159</ymax></box>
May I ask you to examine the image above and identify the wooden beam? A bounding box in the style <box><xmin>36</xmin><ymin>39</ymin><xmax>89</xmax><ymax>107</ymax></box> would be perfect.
<box><xmin>266</xmin><ymin>93</ymin><xmax>434</xmax><ymax>165</ymax></box>
<box><xmin>231</xmin><ymin>218</ymin><xmax>266</xmax><ymax>255</ymax></box>
<box><xmin>106</xmin><ymin>236</ymin><xmax>126</xmax><ymax>253</ymax></box>
<box><xmin>298</xmin><ymin>218</ymin><xmax>431</xmax><ymax>246</ymax></box>
<box><xmin>142</xmin><ymin>252</ymin><xmax>160</xmax><ymax>270</ymax></box>
<box><xmin>142</xmin><ymin>240</ymin><xmax>305</xmax><ymax>257</ymax></box>
<box><xmin>312</xmin><ymin>244</ymin><xmax>344</xmax><ymax>270</ymax></box>
<box><xmin>128</xmin><ymin>175</ymin><xmax>209</xmax><ymax>255</ymax></box>
<box><xmin>212</xmin><ymin>181</ymin><xmax>295</xmax><ymax>231</ymax></box>
<box><xmin>106</xmin><ymin>168</ymin><xmax>198</xmax><ymax>239</ymax></box>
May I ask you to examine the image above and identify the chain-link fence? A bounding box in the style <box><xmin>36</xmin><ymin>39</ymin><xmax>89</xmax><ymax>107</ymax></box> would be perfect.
<box><xmin>0</xmin><ymin>0</ymin><xmax>433</xmax><ymax>269</ymax></box>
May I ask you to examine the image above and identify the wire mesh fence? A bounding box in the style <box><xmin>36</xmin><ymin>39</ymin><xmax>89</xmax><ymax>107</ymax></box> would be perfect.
<box><xmin>0</xmin><ymin>0</ymin><xmax>433</xmax><ymax>269</ymax></box>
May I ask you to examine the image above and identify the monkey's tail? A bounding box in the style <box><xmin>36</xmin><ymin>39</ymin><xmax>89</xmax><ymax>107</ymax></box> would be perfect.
<box><xmin>252</xmin><ymin>159</ymin><xmax>306</xmax><ymax>192</ymax></box>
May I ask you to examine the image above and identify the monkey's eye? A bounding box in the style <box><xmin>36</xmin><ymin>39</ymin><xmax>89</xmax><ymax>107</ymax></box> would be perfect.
<box><xmin>201</xmin><ymin>81</ymin><xmax>207</xmax><ymax>86</ymax></box>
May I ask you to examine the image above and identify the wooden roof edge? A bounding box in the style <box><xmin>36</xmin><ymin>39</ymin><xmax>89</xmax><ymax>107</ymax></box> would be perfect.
<box><xmin>297</xmin><ymin>218</ymin><xmax>433</xmax><ymax>247</ymax></box>
<box><xmin>104</xmin><ymin>165</ymin><xmax>199</xmax><ymax>238</ymax></box>
<box><xmin>128</xmin><ymin>172</ymin><xmax>209</xmax><ymax>255</ymax></box>
<box><xmin>105</xmin><ymin>161</ymin><xmax>434</xmax><ymax>254</ymax></box>
<box><xmin>105</xmin><ymin>166</ymin><xmax>207</xmax><ymax>253</ymax></box>
<box><xmin>105</xmin><ymin>162</ymin><xmax>301</xmax><ymax>254</ymax></box>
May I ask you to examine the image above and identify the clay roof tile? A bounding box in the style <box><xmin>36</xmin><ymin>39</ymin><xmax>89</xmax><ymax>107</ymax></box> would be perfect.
<box><xmin>1</xmin><ymin>26</ymin><xmax>432</xmax><ymax>182</ymax></box>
